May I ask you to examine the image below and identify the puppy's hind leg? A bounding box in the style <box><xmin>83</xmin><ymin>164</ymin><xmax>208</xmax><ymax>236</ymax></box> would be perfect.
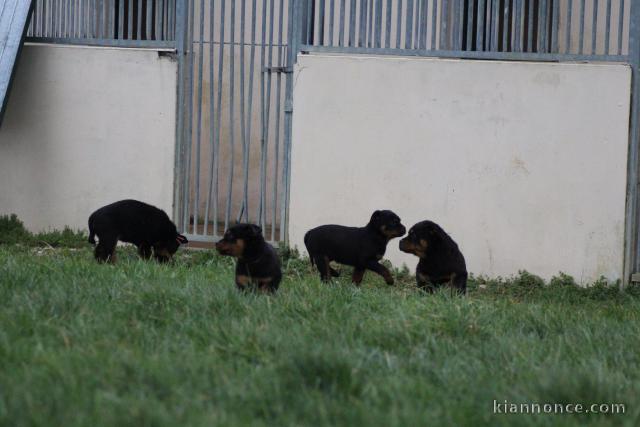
<box><xmin>137</xmin><ymin>244</ymin><xmax>152</xmax><ymax>260</ymax></box>
<box><xmin>451</xmin><ymin>272</ymin><xmax>467</xmax><ymax>296</ymax></box>
<box><xmin>351</xmin><ymin>268</ymin><xmax>365</xmax><ymax>285</ymax></box>
<box><xmin>95</xmin><ymin>234</ymin><xmax>118</xmax><ymax>264</ymax></box>
<box><xmin>314</xmin><ymin>256</ymin><xmax>332</xmax><ymax>282</ymax></box>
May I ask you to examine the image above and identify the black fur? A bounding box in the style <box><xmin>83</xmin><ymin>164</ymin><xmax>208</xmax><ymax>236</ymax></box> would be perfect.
<box><xmin>399</xmin><ymin>220</ymin><xmax>467</xmax><ymax>295</ymax></box>
<box><xmin>304</xmin><ymin>210</ymin><xmax>406</xmax><ymax>285</ymax></box>
<box><xmin>88</xmin><ymin>199</ymin><xmax>188</xmax><ymax>263</ymax></box>
<box><xmin>215</xmin><ymin>223</ymin><xmax>282</xmax><ymax>293</ymax></box>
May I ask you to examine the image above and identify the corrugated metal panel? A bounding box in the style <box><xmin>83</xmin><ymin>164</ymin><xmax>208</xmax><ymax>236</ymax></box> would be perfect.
<box><xmin>0</xmin><ymin>0</ymin><xmax>35</xmax><ymax>127</ymax></box>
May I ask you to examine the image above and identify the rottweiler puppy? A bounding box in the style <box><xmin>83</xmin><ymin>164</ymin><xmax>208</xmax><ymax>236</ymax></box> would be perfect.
<box><xmin>88</xmin><ymin>199</ymin><xmax>188</xmax><ymax>263</ymax></box>
<box><xmin>215</xmin><ymin>223</ymin><xmax>282</xmax><ymax>293</ymax></box>
<box><xmin>399</xmin><ymin>220</ymin><xmax>467</xmax><ymax>295</ymax></box>
<box><xmin>304</xmin><ymin>210</ymin><xmax>406</xmax><ymax>285</ymax></box>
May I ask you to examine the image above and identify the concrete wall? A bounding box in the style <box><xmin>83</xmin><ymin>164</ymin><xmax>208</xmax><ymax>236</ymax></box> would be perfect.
<box><xmin>0</xmin><ymin>44</ymin><xmax>177</xmax><ymax>232</ymax></box>
<box><xmin>289</xmin><ymin>53</ymin><xmax>631</xmax><ymax>283</ymax></box>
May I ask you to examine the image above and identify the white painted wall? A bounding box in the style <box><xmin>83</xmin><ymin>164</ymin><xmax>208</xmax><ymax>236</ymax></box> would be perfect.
<box><xmin>0</xmin><ymin>44</ymin><xmax>177</xmax><ymax>232</ymax></box>
<box><xmin>289</xmin><ymin>54</ymin><xmax>631</xmax><ymax>284</ymax></box>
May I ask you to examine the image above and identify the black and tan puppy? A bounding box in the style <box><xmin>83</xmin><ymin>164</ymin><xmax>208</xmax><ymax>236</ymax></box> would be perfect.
<box><xmin>304</xmin><ymin>210</ymin><xmax>406</xmax><ymax>285</ymax></box>
<box><xmin>399</xmin><ymin>220</ymin><xmax>467</xmax><ymax>295</ymax></box>
<box><xmin>88</xmin><ymin>199</ymin><xmax>188</xmax><ymax>263</ymax></box>
<box><xmin>215</xmin><ymin>223</ymin><xmax>282</xmax><ymax>293</ymax></box>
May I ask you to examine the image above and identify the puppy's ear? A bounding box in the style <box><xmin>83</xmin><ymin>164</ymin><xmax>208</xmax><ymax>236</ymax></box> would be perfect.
<box><xmin>249</xmin><ymin>224</ymin><xmax>262</xmax><ymax>237</ymax></box>
<box><xmin>176</xmin><ymin>234</ymin><xmax>189</xmax><ymax>245</ymax></box>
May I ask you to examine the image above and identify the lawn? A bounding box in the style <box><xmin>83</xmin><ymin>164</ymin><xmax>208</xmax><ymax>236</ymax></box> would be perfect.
<box><xmin>1</xmin><ymin>242</ymin><xmax>640</xmax><ymax>427</ymax></box>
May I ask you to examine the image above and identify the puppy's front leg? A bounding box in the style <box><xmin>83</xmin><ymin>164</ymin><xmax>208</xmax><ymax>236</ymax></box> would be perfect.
<box><xmin>366</xmin><ymin>261</ymin><xmax>394</xmax><ymax>285</ymax></box>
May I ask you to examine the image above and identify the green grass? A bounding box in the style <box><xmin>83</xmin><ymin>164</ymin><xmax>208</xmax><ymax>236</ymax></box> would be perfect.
<box><xmin>1</xmin><ymin>243</ymin><xmax>640</xmax><ymax>427</ymax></box>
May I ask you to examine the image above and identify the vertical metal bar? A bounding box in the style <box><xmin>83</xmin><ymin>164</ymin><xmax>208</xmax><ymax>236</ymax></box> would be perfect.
<box><xmin>110</xmin><ymin>0</ymin><xmax>116</xmax><ymax>38</ymax></box>
<box><xmin>618</xmin><ymin>0</ymin><xmax>625</xmax><ymax>55</ymax></box>
<box><xmin>339</xmin><ymin>0</ymin><xmax>345</xmax><ymax>45</ymax></box>
<box><xmin>579</xmin><ymin>0</ymin><xmax>585</xmax><ymax>54</ymax></box>
<box><xmin>306</xmin><ymin>0</ymin><xmax>313</xmax><ymax>44</ymax></box>
<box><xmin>69</xmin><ymin>0</ymin><xmax>74</xmax><ymax>37</ymax></box>
<box><xmin>491</xmin><ymin>0</ymin><xmax>499</xmax><ymax>51</ymax></box>
<box><xmin>454</xmin><ymin>0</ymin><xmax>461</xmax><ymax>50</ymax></box>
<box><xmin>551</xmin><ymin>0</ymin><xmax>559</xmax><ymax>52</ymax></box>
<box><xmin>52</xmin><ymin>0</ymin><xmax>56</xmax><ymax>38</ymax></box>
<box><xmin>419</xmin><ymin>0</ymin><xmax>428</xmax><ymax>49</ymax></box>
<box><xmin>182</xmin><ymin>0</ymin><xmax>196</xmax><ymax>233</ymax></box>
<box><xmin>477</xmin><ymin>0</ymin><xmax>485</xmax><ymax>51</ymax></box>
<box><xmin>405</xmin><ymin>0</ymin><xmax>413</xmax><ymax>49</ymax></box>
<box><xmin>502</xmin><ymin>0</ymin><xmax>510</xmax><ymax>51</ymax></box>
<box><xmin>169</xmin><ymin>0</ymin><xmax>175</xmax><ymax>39</ymax></box>
<box><xmin>239</xmin><ymin>0</ymin><xmax>248</xmax><ymax>223</ymax></box>
<box><xmin>96</xmin><ymin>0</ymin><xmax>102</xmax><ymax>38</ymax></box>
<box><xmin>318</xmin><ymin>0</ymin><xmax>325</xmax><ymax>44</ymax></box>
<box><xmin>225</xmin><ymin>0</ymin><xmax>236</xmax><ymax>230</ymax></box>
<box><xmin>431</xmin><ymin>0</ymin><xmax>438</xmax><ymax>49</ymax></box>
<box><xmin>242</xmin><ymin>0</ymin><xmax>258</xmax><ymax>224</ymax></box>
<box><xmin>118</xmin><ymin>0</ymin><xmax>124</xmax><ymax>38</ymax></box>
<box><xmin>137</xmin><ymin>0</ymin><xmax>143</xmax><ymax>39</ymax></box>
<box><xmin>192</xmin><ymin>0</ymin><xmax>205</xmax><ymax>235</ymax></box>
<box><xmin>213</xmin><ymin>0</ymin><xmax>226</xmax><ymax>236</ymax></box>
<box><xmin>156</xmin><ymin>0</ymin><xmax>162</xmax><ymax>39</ymax></box>
<box><xmin>527</xmin><ymin>0</ymin><xmax>534</xmax><ymax>52</ymax></box>
<box><xmin>348</xmin><ymin>0</ymin><xmax>356</xmax><ymax>46</ymax></box>
<box><xmin>565</xmin><ymin>0</ymin><xmax>572</xmax><ymax>53</ymax></box>
<box><xmin>514</xmin><ymin>0</ymin><xmax>522</xmax><ymax>52</ymax></box>
<box><xmin>604</xmin><ymin>0</ymin><xmax>611</xmax><ymax>54</ymax></box>
<box><xmin>385</xmin><ymin>0</ymin><xmax>391</xmax><ymax>48</ymax></box>
<box><xmin>452</xmin><ymin>0</ymin><xmax>459</xmax><ymax>50</ymax></box>
<box><xmin>329</xmin><ymin>0</ymin><xmax>336</xmax><ymax>45</ymax></box>
<box><xmin>281</xmin><ymin>0</ymin><xmax>302</xmax><ymax>242</ymax></box>
<box><xmin>396</xmin><ymin>0</ymin><xmax>402</xmax><ymax>49</ymax></box>
<box><xmin>41</xmin><ymin>0</ymin><xmax>46</xmax><ymax>37</ymax></box>
<box><xmin>359</xmin><ymin>0</ymin><xmax>367</xmax><ymax>46</ymax></box>
<box><xmin>204</xmin><ymin>0</ymin><xmax>216</xmax><ymax>236</ymax></box>
<box><xmin>271</xmin><ymin>0</ymin><xmax>285</xmax><ymax>241</ymax></box>
<box><xmin>624</xmin><ymin>0</ymin><xmax>640</xmax><ymax>287</ymax></box>
<box><xmin>146</xmin><ymin>0</ymin><xmax>152</xmax><ymax>39</ymax></box>
<box><xmin>63</xmin><ymin>0</ymin><xmax>67</xmax><ymax>37</ymax></box>
<box><xmin>173</xmin><ymin>0</ymin><xmax>187</xmax><ymax>228</ymax></box>
<box><xmin>466</xmin><ymin>0</ymin><xmax>474</xmax><ymax>50</ymax></box>
<box><xmin>368</xmin><ymin>0</ymin><xmax>375</xmax><ymax>47</ymax></box>
<box><xmin>591</xmin><ymin>0</ymin><xmax>597</xmax><ymax>54</ymax></box>
<box><xmin>538</xmin><ymin>0</ymin><xmax>546</xmax><ymax>53</ymax></box>
<box><xmin>261</xmin><ymin>0</ymin><xmax>276</xmax><ymax>232</ymax></box>
<box><xmin>374</xmin><ymin>0</ymin><xmax>382</xmax><ymax>48</ymax></box>
<box><xmin>127</xmin><ymin>0</ymin><xmax>133</xmax><ymax>38</ymax></box>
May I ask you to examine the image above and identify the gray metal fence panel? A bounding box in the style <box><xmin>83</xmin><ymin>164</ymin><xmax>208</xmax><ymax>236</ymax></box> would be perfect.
<box><xmin>26</xmin><ymin>0</ymin><xmax>176</xmax><ymax>47</ymax></box>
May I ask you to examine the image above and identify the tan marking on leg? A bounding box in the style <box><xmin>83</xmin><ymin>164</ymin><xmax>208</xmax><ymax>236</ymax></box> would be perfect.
<box><xmin>352</xmin><ymin>269</ymin><xmax>365</xmax><ymax>285</ymax></box>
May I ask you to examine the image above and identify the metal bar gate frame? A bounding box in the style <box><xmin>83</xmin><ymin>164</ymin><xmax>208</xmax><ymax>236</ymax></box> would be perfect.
<box><xmin>174</xmin><ymin>0</ymin><xmax>300</xmax><ymax>245</ymax></box>
<box><xmin>174</xmin><ymin>0</ymin><xmax>640</xmax><ymax>287</ymax></box>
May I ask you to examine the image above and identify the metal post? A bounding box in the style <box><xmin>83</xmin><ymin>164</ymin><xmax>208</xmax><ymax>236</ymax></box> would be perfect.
<box><xmin>624</xmin><ymin>2</ymin><xmax>640</xmax><ymax>288</ymax></box>
<box><xmin>173</xmin><ymin>0</ymin><xmax>188</xmax><ymax>226</ymax></box>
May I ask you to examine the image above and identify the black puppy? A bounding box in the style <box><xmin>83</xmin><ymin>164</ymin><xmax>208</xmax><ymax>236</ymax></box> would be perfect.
<box><xmin>304</xmin><ymin>210</ymin><xmax>406</xmax><ymax>285</ymax></box>
<box><xmin>399</xmin><ymin>220</ymin><xmax>467</xmax><ymax>295</ymax></box>
<box><xmin>88</xmin><ymin>199</ymin><xmax>188</xmax><ymax>263</ymax></box>
<box><xmin>215</xmin><ymin>223</ymin><xmax>282</xmax><ymax>293</ymax></box>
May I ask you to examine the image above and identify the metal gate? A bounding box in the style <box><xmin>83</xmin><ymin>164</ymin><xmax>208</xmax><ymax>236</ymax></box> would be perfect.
<box><xmin>174</xmin><ymin>0</ymin><xmax>297</xmax><ymax>244</ymax></box>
